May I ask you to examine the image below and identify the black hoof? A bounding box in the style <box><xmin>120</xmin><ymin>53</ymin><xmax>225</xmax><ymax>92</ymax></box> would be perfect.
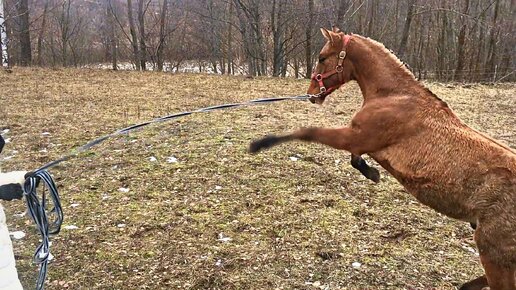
<box><xmin>249</xmin><ymin>135</ymin><xmax>281</xmax><ymax>153</ymax></box>
<box><xmin>365</xmin><ymin>167</ymin><xmax>381</xmax><ymax>183</ymax></box>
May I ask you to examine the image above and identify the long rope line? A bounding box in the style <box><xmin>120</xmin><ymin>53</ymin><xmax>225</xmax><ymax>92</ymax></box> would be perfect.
<box><xmin>36</xmin><ymin>95</ymin><xmax>310</xmax><ymax>172</ymax></box>
<box><xmin>23</xmin><ymin>94</ymin><xmax>311</xmax><ymax>289</ymax></box>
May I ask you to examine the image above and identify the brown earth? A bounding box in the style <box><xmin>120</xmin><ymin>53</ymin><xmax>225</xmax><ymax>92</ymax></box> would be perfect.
<box><xmin>0</xmin><ymin>68</ymin><xmax>514</xmax><ymax>289</ymax></box>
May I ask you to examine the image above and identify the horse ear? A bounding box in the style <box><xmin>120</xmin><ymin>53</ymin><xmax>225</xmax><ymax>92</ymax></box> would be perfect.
<box><xmin>320</xmin><ymin>27</ymin><xmax>334</xmax><ymax>45</ymax></box>
<box><xmin>332</xmin><ymin>26</ymin><xmax>341</xmax><ymax>33</ymax></box>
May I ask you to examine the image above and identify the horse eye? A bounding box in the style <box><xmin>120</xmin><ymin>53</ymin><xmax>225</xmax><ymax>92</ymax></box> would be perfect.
<box><xmin>318</xmin><ymin>56</ymin><xmax>326</xmax><ymax>63</ymax></box>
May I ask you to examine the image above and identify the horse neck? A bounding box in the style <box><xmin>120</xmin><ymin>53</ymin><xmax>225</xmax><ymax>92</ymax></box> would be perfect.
<box><xmin>348</xmin><ymin>37</ymin><xmax>421</xmax><ymax>101</ymax></box>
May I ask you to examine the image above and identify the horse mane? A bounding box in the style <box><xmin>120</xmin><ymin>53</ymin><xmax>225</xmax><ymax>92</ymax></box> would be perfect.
<box><xmin>354</xmin><ymin>35</ymin><xmax>416</xmax><ymax>80</ymax></box>
<box><xmin>353</xmin><ymin>34</ymin><xmax>452</xmax><ymax>109</ymax></box>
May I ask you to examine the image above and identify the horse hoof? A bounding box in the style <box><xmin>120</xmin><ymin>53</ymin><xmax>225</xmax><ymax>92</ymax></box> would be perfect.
<box><xmin>366</xmin><ymin>167</ymin><xmax>381</xmax><ymax>183</ymax></box>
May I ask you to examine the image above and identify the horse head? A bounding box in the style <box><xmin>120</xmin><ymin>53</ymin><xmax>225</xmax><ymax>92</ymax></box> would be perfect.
<box><xmin>308</xmin><ymin>27</ymin><xmax>354</xmax><ymax>104</ymax></box>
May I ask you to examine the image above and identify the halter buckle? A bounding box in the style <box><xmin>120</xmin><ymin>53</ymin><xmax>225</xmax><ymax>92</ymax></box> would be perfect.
<box><xmin>315</xmin><ymin>74</ymin><xmax>323</xmax><ymax>81</ymax></box>
<box><xmin>339</xmin><ymin>51</ymin><xmax>346</xmax><ymax>59</ymax></box>
<box><xmin>335</xmin><ymin>65</ymin><xmax>343</xmax><ymax>73</ymax></box>
<box><xmin>319</xmin><ymin>86</ymin><xmax>327</xmax><ymax>93</ymax></box>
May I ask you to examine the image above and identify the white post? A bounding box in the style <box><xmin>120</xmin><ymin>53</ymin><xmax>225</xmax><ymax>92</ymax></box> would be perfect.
<box><xmin>0</xmin><ymin>0</ymin><xmax>8</xmax><ymax>67</ymax></box>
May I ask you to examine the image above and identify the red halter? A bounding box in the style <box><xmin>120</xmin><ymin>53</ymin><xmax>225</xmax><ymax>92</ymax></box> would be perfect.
<box><xmin>311</xmin><ymin>34</ymin><xmax>351</xmax><ymax>96</ymax></box>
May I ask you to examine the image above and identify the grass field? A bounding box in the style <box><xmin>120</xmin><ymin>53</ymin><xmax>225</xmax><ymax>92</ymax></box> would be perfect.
<box><xmin>1</xmin><ymin>68</ymin><xmax>514</xmax><ymax>289</ymax></box>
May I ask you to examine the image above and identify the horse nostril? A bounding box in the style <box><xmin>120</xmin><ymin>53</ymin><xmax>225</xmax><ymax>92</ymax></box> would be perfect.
<box><xmin>309</xmin><ymin>97</ymin><xmax>316</xmax><ymax>104</ymax></box>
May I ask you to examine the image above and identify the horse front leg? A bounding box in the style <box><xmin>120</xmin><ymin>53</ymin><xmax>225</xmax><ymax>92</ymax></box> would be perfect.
<box><xmin>249</xmin><ymin>127</ymin><xmax>369</xmax><ymax>155</ymax></box>
<box><xmin>351</xmin><ymin>154</ymin><xmax>380</xmax><ymax>183</ymax></box>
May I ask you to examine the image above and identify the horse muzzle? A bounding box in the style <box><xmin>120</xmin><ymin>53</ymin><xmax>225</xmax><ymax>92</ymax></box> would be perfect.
<box><xmin>309</xmin><ymin>93</ymin><xmax>328</xmax><ymax>104</ymax></box>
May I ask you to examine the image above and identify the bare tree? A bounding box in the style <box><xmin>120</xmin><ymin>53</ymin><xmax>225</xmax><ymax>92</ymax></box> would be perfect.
<box><xmin>305</xmin><ymin>0</ymin><xmax>314</xmax><ymax>79</ymax></box>
<box><xmin>0</xmin><ymin>0</ymin><xmax>8</xmax><ymax>67</ymax></box>
<box><xmin>454</xmin><ymin>0</ymin><xmax>470</xmax><ymax>81</ymax></box>
<box><xmin>156</xmin><ymin>0</ymin><xmax>168</xmax><ymax>71</ymax></box>
<box><xmin>36</xmin><ymin>0</ymin><xmax>49</xmax><ymax>66</ymax></box>
<box><xmin>17</xmin><ymin>0</ymin><xmax>31</xmax><ymax>66</ymax></box>
<box><xmin>397</xmin><ymin>0</ymin><xmax>416</xmax><ymax>59</ymax></box>
<box><xmin>107</xmin><ymin>0</ymin><xmax>118</xmax><ymax>70</ymax></box>
<box><xmin>137</xmin><ymin>0</ymin><xmax>147</xmax><ymax>70</ymax></box>
<box><xmin>127</xmin><ymin>0</ymin><xmax>140</xmax><ymax>70</ymax></box>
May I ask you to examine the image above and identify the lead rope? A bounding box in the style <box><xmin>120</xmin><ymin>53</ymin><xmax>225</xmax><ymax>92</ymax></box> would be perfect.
<box><xmin>23</xmin><ymin>170</ymin><xmax>63</xmax><ymax>290</ymax></box>
<box><xmin>22</xmin><ymin>94</ymin><xmax>311</xmax><ymax>289</ymax></box>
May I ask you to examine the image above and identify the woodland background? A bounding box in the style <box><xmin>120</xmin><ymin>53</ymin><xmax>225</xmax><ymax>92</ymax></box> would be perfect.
<box><xmin>1</xmin><ymin>0</ymin><xmax>515</xmax><ymax>82</ymax></box>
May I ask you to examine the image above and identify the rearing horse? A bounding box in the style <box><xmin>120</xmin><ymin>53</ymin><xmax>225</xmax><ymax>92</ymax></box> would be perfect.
<box><xmin>250</xmin><ymin>27</ymin><xmax>516</xmax><ymax>290</ymax></box>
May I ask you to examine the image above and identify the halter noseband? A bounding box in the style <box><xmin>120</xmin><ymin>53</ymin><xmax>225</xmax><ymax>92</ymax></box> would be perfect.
<box><xmin>311</xmin><ymin>34</ymin><xmax>351</xmax><ymax>97</ymax></box>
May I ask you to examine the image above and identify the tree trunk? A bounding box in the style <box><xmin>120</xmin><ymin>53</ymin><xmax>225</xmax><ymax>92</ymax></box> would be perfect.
<box><xmin>397</xmin><ymin>0</ymin><xmax>415</xmax><ymax>59</ymax></box>
<box><xmin>60</xmin><ymin>0</ymin><xmax>71</xmax><ymax>67</ymax></box>
<box><xmin>17</xmin><ymin>0</ymin><xmax>31</xmax><ymax>66</ymax></box>
<box><xmin>226</xmin><ymin>0</ymin><xmax>233</xmax><ymax>75</ymax></box>
<box><xmin>137</xmin><ymin>0</ymin><xmax>147</xmax><ymax>70</ymax></box>
<box><xmin>107</xmin><ymin>0</ymin><xmax>117</xmax><ymax>70</ymax></box>
<box><xmin>0</xmin><ymin>0</ymin><xmax>8</xmax><ymax>67</ymax></box>
<box><xmin>127</xmin><ymin>0</ymin><xmax>140</xmax><ymax>70</ymax></box>
<box><xmin>156</xmin><ymin>0</ymin><xmax>167</xmax><ymax>71</ymax></box>
<box><xmin>36</xmin><ymin>0</ymin><xmax>49</xmax><ymax>66</ymax></box>
<box><xmin>336</xmin><ymin>0</ymin><xmax>349</xmax><ymax>27</ymax></box>
<box><xmin>367</xmin><ymin>0</ymin><xmax>375</xmax><ymax>37</ymax></box>
<box><xmin>304</xmin><ymin>0</ymin><xmax>314</xmax><ymax>79</ymax></box>
<box><xmin>454</xmin><ymin>0</ymin><xmax>470</xmax><ymax>81</ymax></box>
<box><xmin>486</xmin><ymin>0</ymin><xmax>500</xmax><ymax>78</ymax></box>
<box><xmin>271</xmin><ymin>0</ymin><xmax>285</xmax><ymax>77</ymax></box>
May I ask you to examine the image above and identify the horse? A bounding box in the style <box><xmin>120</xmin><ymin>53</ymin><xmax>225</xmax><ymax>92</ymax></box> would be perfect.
<box><xmin>250</xmin><ymin>27</ymin><xmax>516</xmax><ymax>290</ymax></box>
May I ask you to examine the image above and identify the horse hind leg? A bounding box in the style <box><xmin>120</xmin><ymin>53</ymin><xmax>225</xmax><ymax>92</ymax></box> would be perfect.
<box><xmin>350</xmin><ymin>154</ymin><xmax>380</xmax><ymax>183</ymax></box>
<box><xmin>479</xmin><ymin>254</ymin><xmax>515</xmax><ymax>290</ymax></box>
<box><xmin>474</xmin><ymin>218</ymin><xmax>516</xmax><ymax>290</ymax></box>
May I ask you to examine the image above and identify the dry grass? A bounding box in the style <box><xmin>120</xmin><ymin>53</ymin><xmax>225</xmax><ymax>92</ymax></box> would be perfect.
<box><xmin>0</xmin><ymin>68</ymin><xmax>514</xmax><ymax>289</ymax></box>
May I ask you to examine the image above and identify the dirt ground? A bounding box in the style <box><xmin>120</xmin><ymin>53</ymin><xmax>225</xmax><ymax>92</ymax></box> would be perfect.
<box><xmin>0</xmin><ymin>68</ymin><xmax>514</xmax><ymax>289</ymax></box>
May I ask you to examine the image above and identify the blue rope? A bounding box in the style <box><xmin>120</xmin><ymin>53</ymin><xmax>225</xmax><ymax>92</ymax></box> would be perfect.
<box><xmin>36</xmin><ymin>95</ymin><xmax>310</xmax><ymax>171</ymax></box>
<box><xmin>23</xmin><ymin>170</ymin><xmax>63</xmax><ymax>290</ymax></box>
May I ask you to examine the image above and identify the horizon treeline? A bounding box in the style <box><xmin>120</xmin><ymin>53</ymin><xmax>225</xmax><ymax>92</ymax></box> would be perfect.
<box><xmin>1</xmin><ymin>0</ymin><xmax>514</xmax><ymax>82</ymax></box>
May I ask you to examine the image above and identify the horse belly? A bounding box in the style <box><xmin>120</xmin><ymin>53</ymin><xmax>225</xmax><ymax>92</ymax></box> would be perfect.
<box><xmin>370</xmin><ymin>150</ymin><xmax>479</xmax><ymax>222</ymax></box>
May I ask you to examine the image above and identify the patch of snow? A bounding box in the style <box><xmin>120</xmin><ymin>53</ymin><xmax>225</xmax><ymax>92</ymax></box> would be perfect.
<box><xmin>352</xmin><ymin>261</ymin><xmax>362</xmax><ymax>269</ymax></box>
<box><xmin>41</xmin><ymin>132</ymin><xmax>51</xmax><ymax>136</ymax></box>
<box><xmin>70</xmin><ymin>203</ymin><xmax>80</xmax><ymax>208</ymax></box>
<box><xmin>3</xmin><ymin>138</ymin><xmax>11</xmax><ymax>144</ymax></box>
<box><xmin>118</xmin><ymin>187</ymin><xmax>130</xmax><ymax>193</ymax></box>
<box><xmin>289</xmin><ymin>156</ymin><xmax>299</xmax><ymax>161</ymax></box>
<box><xmin>64</xmin><ymin>225</ymin><xmax>78</xmax><ymax>230</ymax></box>
<box><xmin>166</xmin><ymin>156</ymin><xmax>178</xmax><ymax>163</ymax></box>
<box><xmin>117</xmin><ymin>224</ymin><xmax>126</xmax><ymax>228</ymax></box>
<box><xmin>149</xmin><ymin>156</ymin><xmax>157</xmax><ymax>162</ymax></box>
<box><xmin>13</xmin><ymin>211</ymin><xmax>26</xmax><ymax>218</ymax></box>
<box><xmin>215</xmin><ymin>259</ymin><xmax>222</xmax><ymax>267</ymax></box>
<box><xmin>2</xmin><ymin>129</ymin><xmax>10</xmax><ymax>134</ymax></box>
<box><xmin>215</xmin><ymin>185</ymin><xmax>222</xmax><ymax>190</ymax></box>
<box><xmin>9</xmin><ymin>231</ymin><xmax>25</xmax><ymax>239</ymax></box>
<box><xmin>217</xmin><ymin>233</ymin><xmax>232</xmax><ymax>243</ymax></box>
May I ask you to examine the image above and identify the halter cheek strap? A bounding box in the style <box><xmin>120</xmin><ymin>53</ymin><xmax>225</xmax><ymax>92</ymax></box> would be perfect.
<box><xmin>311</xmin><ymin>34</ymin><xmax>351</xmax><ymax>96</ymax></box>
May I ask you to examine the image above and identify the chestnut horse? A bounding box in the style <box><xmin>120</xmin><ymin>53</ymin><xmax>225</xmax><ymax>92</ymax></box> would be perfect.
<box><xmin>250</xmin><ymin>27</ymin><xmax>516</xmax><ymax>290</ymax></box>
